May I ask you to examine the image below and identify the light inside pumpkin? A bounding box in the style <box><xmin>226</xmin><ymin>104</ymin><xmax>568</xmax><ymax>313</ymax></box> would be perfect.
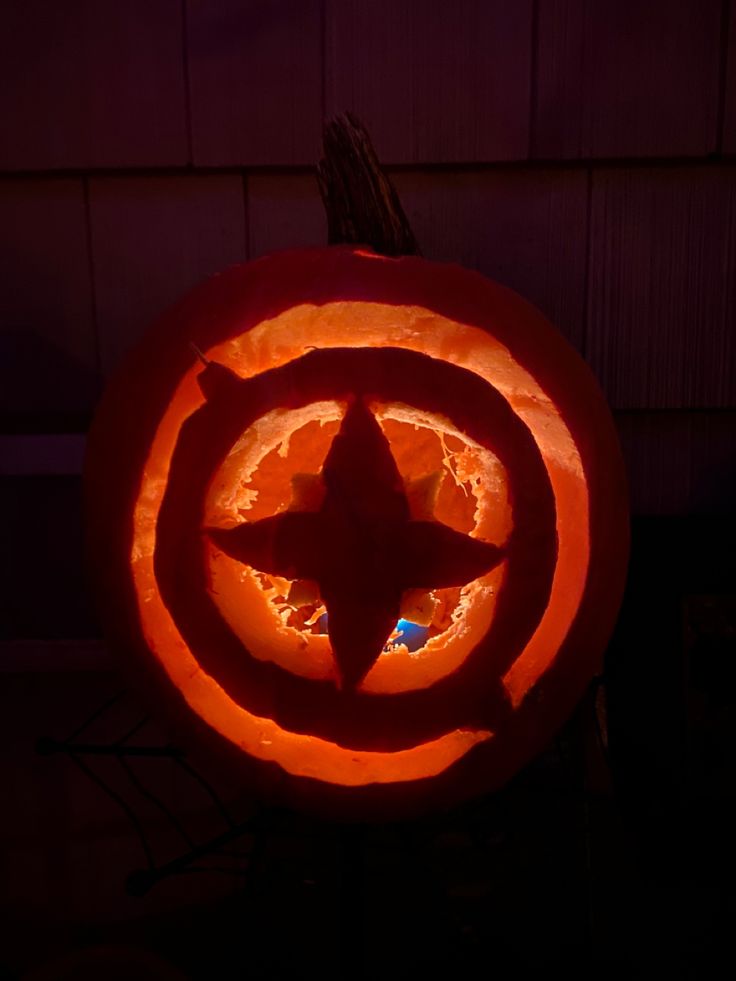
<box><xmin>131</xmin><ymin>298</ymin><xmax>588</xmax><ymax>786</ymax></box>
<box><xmin>204</xmin><ymin>399</ymin><xmax>510</xmax><ymax>693</ymax></box>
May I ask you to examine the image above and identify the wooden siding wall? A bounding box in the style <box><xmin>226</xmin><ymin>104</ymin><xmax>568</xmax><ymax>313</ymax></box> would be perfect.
<box><xmin>3</xmin><ymin>0</ymin><xmax>734</xmax><ymax>636</ymax></box>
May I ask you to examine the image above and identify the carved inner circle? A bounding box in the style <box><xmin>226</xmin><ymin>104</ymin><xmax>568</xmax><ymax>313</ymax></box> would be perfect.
<box><xmin>204</xmin><ymin>400</ymin><xmax>511</xmax><ymax>694</ymax></box>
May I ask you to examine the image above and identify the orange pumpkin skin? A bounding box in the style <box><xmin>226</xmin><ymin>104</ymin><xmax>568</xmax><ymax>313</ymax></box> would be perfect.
<box><xmin>85</xmin><ymin>246</ymin><xmax>628</xmax><ymax>820</ymax></box>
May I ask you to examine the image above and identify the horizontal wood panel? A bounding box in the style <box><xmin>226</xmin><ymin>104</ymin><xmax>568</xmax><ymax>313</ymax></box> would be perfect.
<box><xmin>247</xmin><ymin>173</ymin><xmax>326</xmax><ymax>257</ymax></box>
<box><xmin>0</xmin><ymin>180</ymin><xmax>97</xmax><ymax>415</ymax></box>
<box><xmin>687</xmin><ymin>411</ymin><xmax>736</xmax><ymax>514</ymax></box>
<box><xmin>187</xmin><ymin>0</ymin><xmax>322</xmax><ymax>166</ymax></box>
<box><xmin>0</xmin><ymin>435</ymin><xmax>86</xmax><ymax>475</ymax></box>
<box><xmin>0</xmin><ymin>0</ymin><xmax>187</xmax><ymax>169</ymax></box>
<box><xmin>534</xmin><ymin>0</ymin><xmax>721</xmax><ymax>159</ymax></box>
<box><xmin>587</xmin><ymin>166</ymin><xmax>736</xmax><ymax>408</ymax></box>
<box><xmin>615</xmin><ymin>412</ymin><xmax>690</xmax><ymax>515</ymax></box>
<box><xmin>89</xmin><ymin>176</ymin><xmax>247</xmax><ymax>374</ymax></box>
<box><xmin>0</xmin><ymin>476</ymin><xmax>97</xmax><ymax>639</ymax></box>
<box><xmin>392</xmin><ymin>167</ymin><xmax>588</xmax><ymax>349</ymax></box>
<box><xmin>615</xmin><ymin>411</ymin><xmax>736</xmax><ymax>515</ymax></box>
<box><xmin>326</xmin><ymin>0</ymin><xmax>532</xmax><ymax>163</ymax></box>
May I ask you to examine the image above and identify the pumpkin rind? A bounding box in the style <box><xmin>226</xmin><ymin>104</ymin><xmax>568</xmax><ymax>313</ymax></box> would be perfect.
<box><xmin>85</xmin><ymin>246</ymin><xmax>629</xmax><ymax>820</ymax></box>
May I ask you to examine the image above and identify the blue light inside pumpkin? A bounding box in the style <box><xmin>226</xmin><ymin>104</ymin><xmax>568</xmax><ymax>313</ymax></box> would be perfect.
<box><xmin>394</xmin><ymin>618</ymin><xmax>430</xmax><ymax>651</ymax></box>
<box><xmin>316</xmin><ymin>614</ymin><xmax>429</xmax><ymax>652</ymax></box>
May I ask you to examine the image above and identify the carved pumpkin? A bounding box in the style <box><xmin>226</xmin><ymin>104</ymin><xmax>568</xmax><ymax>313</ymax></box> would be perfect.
<box><xmin>85</xmin><ymin>246</ymin><xmax>628</xmax><ymax>819</ymax></box>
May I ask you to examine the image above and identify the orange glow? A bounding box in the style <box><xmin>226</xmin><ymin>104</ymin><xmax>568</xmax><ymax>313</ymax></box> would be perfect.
<box><xmin>131</xmin><ymin>299</ymin><xmax>588</xmax><ymax>786</ymax></box>
<box><xmin>204</xmin><ymin>400</ymin><xmax>511</xmax><ymax>692</ymax></box>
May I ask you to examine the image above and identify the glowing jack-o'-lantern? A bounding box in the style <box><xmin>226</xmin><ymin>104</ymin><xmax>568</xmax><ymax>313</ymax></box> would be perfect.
<box><xmin>85</xmin><ymin>247</ymin><xmax>628</xmax><ymax>819</ymax></box>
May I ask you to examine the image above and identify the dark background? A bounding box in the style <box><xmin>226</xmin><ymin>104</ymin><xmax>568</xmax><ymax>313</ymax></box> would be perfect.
<box><xmin>1</xmin><ymin>1</ymin><xmax>734</xmax><ymax>978</ymax></box>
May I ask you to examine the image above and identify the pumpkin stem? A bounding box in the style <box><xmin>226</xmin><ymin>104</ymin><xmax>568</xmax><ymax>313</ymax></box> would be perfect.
<box><xmin>317</xmin><ymin>112</ymin><xmax>420</xmax><ymax>257</ymax></box>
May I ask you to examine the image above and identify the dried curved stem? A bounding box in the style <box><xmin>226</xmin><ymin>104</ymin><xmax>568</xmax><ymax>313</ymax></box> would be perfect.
<box><xmin>317</xmin><ymin>112</ymin><xmax>420</xmax><ymax>257</ymax></box>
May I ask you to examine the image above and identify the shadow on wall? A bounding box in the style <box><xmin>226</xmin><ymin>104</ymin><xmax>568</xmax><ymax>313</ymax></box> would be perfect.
<box><xmin>0</xmin><ymin>330</ymin><xmax>98</xmax><ymax>417</ymax></box>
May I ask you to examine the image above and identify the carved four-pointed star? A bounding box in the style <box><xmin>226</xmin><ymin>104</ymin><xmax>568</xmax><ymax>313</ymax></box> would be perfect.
<box><xmin>208</xmin><ymin>399</ymin><xmax>503</xmax><ymax>690</ymax></box>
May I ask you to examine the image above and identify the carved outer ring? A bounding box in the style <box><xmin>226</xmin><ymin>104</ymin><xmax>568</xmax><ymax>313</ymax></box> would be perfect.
<box><xmin>155</xmin><ymin>346</ymin><xmax>558</xmax><ymax>752</ymax></box>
